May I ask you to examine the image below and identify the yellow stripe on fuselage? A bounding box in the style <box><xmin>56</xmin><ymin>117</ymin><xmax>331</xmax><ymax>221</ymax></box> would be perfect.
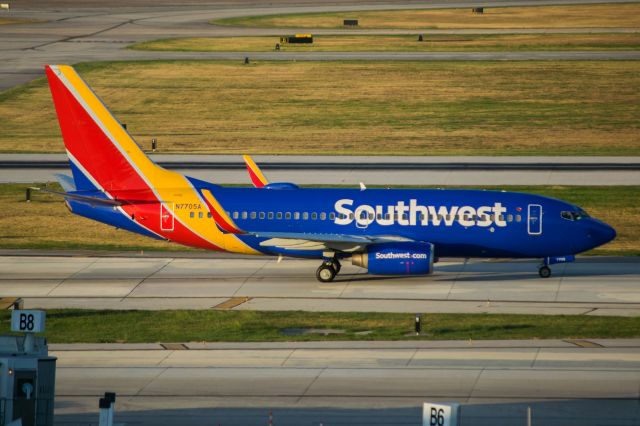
<box><xmin>59</xmin><ymin>65</ymin><xmax>259</xmax><ymax>255</ymax></box>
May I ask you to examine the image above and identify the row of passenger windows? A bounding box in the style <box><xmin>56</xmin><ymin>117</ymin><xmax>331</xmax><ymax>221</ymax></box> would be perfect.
<box><xmin>189</xmin><ymin>210</ymin><xmax>523</xmax><ymax>223</ymax></box>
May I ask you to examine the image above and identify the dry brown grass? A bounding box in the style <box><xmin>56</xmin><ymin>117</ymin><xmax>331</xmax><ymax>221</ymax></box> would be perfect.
<box><xmin>131</xmin><ymin>34</ymin><xmax>640</xmax><ymax>52</ymax></box>
<box><xmin>0</xmin><ymin>17</ymin><xmax>43</xmax><ymax>25</ymax></box>
<box><xmin>0</xmin><ymin>60</ymin><xmax>638</xmax><ymax>156</ymax></box>
<box><xmin>216</xmin><ymin>3</ymin><xmax>640</xmax><ymax>29</ymax></box>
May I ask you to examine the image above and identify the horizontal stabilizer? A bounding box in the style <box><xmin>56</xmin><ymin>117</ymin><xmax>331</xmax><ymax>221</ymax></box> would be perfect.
<box><xmin>36</xmin><ymin>188</ymin><xmax>122</xmax><ymax>206</ymax></box>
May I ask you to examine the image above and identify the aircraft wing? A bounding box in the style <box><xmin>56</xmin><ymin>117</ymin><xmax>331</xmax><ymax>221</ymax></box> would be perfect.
<box><xmin>252</xmin><ymin>232</ymin><xmax>413</xmax><ymax>252</ymax></box>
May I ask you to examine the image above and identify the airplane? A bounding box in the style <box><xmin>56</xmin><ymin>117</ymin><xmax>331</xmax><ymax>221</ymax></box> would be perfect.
<box><xmin>43</xmin><ymin>64</ymin><xmax>616</xmax><ymax>282</ymax></box>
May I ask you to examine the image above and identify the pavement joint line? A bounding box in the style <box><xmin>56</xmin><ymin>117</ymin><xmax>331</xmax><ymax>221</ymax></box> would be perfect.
<box><xmin>280</xmin><ymin>349</ymin><xmax>296</xmax><ymax>367</ymax></box>
<box><xmin>231</xmin><ymin>258</ymin><xmax>270</xmax><ymax>298</ymax></box>
<box><xmin>530</xmin><ymin>347</ymin><xmax>541</xmax><ymax>368</ymax></box>
<box><xmin>120</xmin><ymin>257</ymin><xmax>174</xmax><ymax>301</ymax></box>
<box><xmin>44</xmin><ymin>257</ymin><xmax>99</xmax><ymax>296</ymax></box>
<box><xmin>135</xmin><ymin>365</ymin><xmax>170</xmax><ymax>397</ymax></box>
<box><xmin>297</xmin><ymin>367</ymin><xmax>326</xmax><ymax>403</ymax></box>
<box><xmin>405</xmin><ymin>347</ymin><xmax>419</xmax><ymax>367</ymax></box>
<box><xmin>468</xmin><ymin>367</ymin><xmax>486</xmax><ymax>400</ymax></box>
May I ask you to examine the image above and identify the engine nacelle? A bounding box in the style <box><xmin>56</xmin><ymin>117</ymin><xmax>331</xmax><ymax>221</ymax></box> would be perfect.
<box><xmin>351</xmin><ymin>242</ymin><xmax>435</xmax><ymax>275</ymax></box>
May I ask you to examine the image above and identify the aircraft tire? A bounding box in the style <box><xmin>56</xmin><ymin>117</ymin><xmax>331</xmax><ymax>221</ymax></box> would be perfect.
<box><xmin>538</xmin><ymin>266</ymin><xmax>551</xmax><ymax>278</ymax></box>
<box><xmin>316</xmin><ymin>264</ymin><xmax>336</xmax><ymax>282</ymax></box>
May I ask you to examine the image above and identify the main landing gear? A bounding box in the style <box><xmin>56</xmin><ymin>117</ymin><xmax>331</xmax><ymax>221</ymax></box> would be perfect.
<box><xmin>316</xmin><ymin>258</ymin><xmax>341</xmax><ymax>283</ymax></box>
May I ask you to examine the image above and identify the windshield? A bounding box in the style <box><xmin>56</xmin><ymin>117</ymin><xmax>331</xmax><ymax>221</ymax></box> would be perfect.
<box><xmin>561</xmin><ymin>209</ymin><xmax>590</xmax><ymax>221</ymax></box>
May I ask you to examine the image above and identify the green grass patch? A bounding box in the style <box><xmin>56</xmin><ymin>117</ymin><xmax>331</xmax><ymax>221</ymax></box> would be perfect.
<box><xmin>1</xmin><ymin>310</ymin><xmax>638</xmax><ymax>343</ymax></box>
<box><xmin>0</xmin><ymin>60</ymin><xmax>638</xmax><ymax>155</ymax></box>
<box><xmin>130</xmin><ymin>34</ymin><xmax>640</xmax><ymax>52</ymax></box>
<box><xmin>0</xmin><ymin>183</ymin><xmax>637</xmax><ymax>255</ymax></box>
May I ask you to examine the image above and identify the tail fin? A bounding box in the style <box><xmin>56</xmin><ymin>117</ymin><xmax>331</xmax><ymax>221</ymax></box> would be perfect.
<box><xmin>45</xmin><ymin>65</ymin><xmax>160</xmax><ymax>194</ymax></box>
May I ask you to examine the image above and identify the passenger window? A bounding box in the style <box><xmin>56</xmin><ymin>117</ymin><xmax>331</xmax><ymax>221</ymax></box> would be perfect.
<box><xmin>499</xmin><ymin>214</ymin><xmax>504</xmax><ymax>221</ymax></box>
<box><xmin>312</xmin><ymin>213</ymin><xmax>318</xmax><ymax>220</ymax></box>
<box><xmin>438</xmin><ymin>215</ymin><xmax>443</xmax><ymax>221</ymax></box>
<box><xmin>294</xmin><ymin>212</ymin><xmax>300</xmax><ymax>220</ymax></box>
<box><xmin>241</xmin><ymin>212</ymin><xmax>247</xmax><ymax>219</ymax></box>
<box><xmin>190</xmin><ymin>212</ymin><xmax>195</xmax><ymax>218</ymax></box>
<box><xmin>303</xmin><ymin>212</ymin><xmax>309</xmax><ymax>220</ymax></box>
<box><xmin>250</xmin><ymin>212</ymin><xmax>256</xmax><ymax>219</ymax></box>
<box><xmin>329</xmin><ymin>212</ymin><xmax>335</xmax><ymax>220</ymax></box>
<box><xmin>207</xmin><ymin>212</ymin><xmax>212</xmax><ymax>219</ymax></box>
<box><xmin>320</xmin><ymin>212</ymin><xmax>326</xmax><ymax>220</ymax></box>
<box><xmin>233</xmin><ymin>211</ymin><xmax>239</xmax><ymax>219</ymax></box>
<box><xmin>402</xmin><ymin>213</ymin><xmax>408</xmax><ymax>220</ymax></box>
<box><xmin>259</xmin><ymin>212</ymin><xmax>265</xmax><ymax>219</ymax></box>
<box><xmin>507</xmin><ymin>214</ymin><xmax>513</xmax><ymax>222</ymax></box>
<box><xmin>516</xmin><ymin>214</ymin><xmax>522</xmax><ymax>222</ymax></box>
<box><xmin>268</xmin><ymin>212</ymin><xmax>274</xmax><ymax>220</ymax></box>
<box><xmin>198</xmin><ymin>212</ymin><xmax>203</xmax><ymax>219</ymax></box>
<box><xmin>276</xmin><ymin>212</ymin><xmax>283</xmax><ymax>219</ymax></box>
<box><xmin>285</xmin><ymin>212</ymin><xmax>291</xmax><ymax>220</ymax></box>
<box><xmin>349</xmin><ymin>213</ymin><xmax>354</xmax><ymax>220</ymax></box>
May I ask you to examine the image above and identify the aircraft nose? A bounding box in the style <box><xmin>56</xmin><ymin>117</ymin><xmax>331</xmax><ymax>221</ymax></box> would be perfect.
<box><xmin>587</xmin><ymin>220</ymin><xmax>617</xmax><ymax>247</ymax></box>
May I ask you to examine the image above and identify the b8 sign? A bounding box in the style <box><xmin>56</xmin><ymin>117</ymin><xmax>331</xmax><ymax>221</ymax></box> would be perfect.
<box><xmin>11</xmin><ymin>310</ymin><xmax>46</xmax><ymax>333</ymax></box>
<box><xmin>422</xmin><ymin>402</ymin><xmax>459</xmax><ymax>426</ymax></box>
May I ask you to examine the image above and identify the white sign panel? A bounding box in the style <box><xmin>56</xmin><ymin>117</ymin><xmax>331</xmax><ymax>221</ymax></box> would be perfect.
<box><xmin>11</xmin><ymin>310</ymin><xmax>46</xmax><ymax>333</ymax></box>
<box><xmin>423</xmin><ymin>402</ymin><xmax>460</xmax><ymax>426</ymax></box>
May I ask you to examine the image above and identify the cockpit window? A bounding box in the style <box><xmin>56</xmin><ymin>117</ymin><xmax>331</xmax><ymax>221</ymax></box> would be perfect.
<box><xmin>561</xmin><ymin>209</ymin><xmax>590</xmax><ymax>221</ymax></box>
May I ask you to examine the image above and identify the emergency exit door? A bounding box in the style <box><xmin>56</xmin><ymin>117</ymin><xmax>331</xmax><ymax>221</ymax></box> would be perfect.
<box><xmin>528</xmin><ymin>204</ymin><xmax>542</xmax><ymax>235</ymax></box>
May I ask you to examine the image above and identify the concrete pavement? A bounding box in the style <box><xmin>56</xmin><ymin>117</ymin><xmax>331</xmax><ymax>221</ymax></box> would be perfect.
<box><xmin>3</xmin><ymin>154</ymin><xmax>640</xmax><ymax>185</ymax></box>
<box><xmin>2</xmin><ymin>254</ymin><xmax>640</xmax><ymax>315</ymax></box>
<box><xmin>49</xmin><ymin>339</ymin><xmax>640</xmax><ymax>425</ymax></box>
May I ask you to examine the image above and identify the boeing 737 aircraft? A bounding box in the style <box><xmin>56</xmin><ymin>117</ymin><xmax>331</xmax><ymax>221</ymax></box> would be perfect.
<box><xmin>44</xmin><ymin>65</ymin><xmax>616</xmax><ymax>282</ymax></box>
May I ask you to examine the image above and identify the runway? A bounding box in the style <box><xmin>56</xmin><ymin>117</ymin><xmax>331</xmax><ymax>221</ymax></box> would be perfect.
<box><xmin>50</xmin><ymin>339</ymin><xmax>640</xmax><ymax>425</ymax></box>
<box><xmin>3</xmin><ymin>154</ymin><xmax>640</xmax><ymax>185</ymax></box>
<box><xmin>2</xmin><ymin>254</ymin><xmax>639</xmax><ymax>315</ymax></box>
<box><xmin>1</xmin><ymin>0</ymin><xmax>638</xmax><ymax>90</ymax></box>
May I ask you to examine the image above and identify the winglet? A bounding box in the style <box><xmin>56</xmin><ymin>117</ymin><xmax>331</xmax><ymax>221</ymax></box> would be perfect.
<box><xmin>201</xmin><ymin>189</ymin><xmax>244</xmax><ymax>234</ymax></box>
<box><xmin>243</xmin><ymin>155</ymin><xmax>269</xmax><ymax>188</ymax></box>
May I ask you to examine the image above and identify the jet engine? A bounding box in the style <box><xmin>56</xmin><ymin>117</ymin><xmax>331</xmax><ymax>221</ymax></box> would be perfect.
<box><xmin>351</xmin><ymin>242</ymin><xmax>434</xmax><ymax>275</ymax></box>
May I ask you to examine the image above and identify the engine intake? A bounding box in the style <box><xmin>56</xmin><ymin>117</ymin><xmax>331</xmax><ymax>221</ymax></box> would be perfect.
<box><xmin>351</xmin><ymin>242</ymin><xmax>434</xmax><ymax>275</ymax></box>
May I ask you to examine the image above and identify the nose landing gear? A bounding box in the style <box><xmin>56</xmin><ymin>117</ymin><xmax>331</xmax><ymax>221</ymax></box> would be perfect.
<box><xmin>316</xmin><ymin>258</ymin><xmax>341</xmax><ymax>282</ymax></box>
<box><xmin>538</xmin><ymin>265</ymin><xmax>551</xmax><ymax>278</ymax></box>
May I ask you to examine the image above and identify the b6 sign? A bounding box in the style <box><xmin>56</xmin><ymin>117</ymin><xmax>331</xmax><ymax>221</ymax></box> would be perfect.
<box><xmin>423</xmin><ymin>402</ymin><xmax>459</xmax><ymax>426</ymax></box>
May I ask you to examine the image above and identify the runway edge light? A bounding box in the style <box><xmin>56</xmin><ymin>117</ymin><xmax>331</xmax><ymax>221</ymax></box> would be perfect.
<box><xmin>423</xmin><ymin>402</ymin><xmax>460</xmax><ymax>426</ymax></box>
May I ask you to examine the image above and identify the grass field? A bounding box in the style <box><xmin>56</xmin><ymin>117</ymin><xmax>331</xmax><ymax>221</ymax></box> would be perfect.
<box><xmin>1</xmin><ymin>310</ymin><xmax>638</xmax><ymax>343</ymax></box>
<box><xmin>0</xmin><ymin>60</ymin><xmax>638</xmax><ymax>155</ymax></box>
<box><xmin>0</xmin><ymin>183</ymin><xmax>637</xmax><ymax>255</ymax></box>
<box><xmin>213</xmin><ymin>3</ymin><xmax>640</xmax><ymax>29</ymax></box>
<box><xmin>130</xmin><ymin>33</ymin><xmax>640</xmax><ymax>52</ymax></box>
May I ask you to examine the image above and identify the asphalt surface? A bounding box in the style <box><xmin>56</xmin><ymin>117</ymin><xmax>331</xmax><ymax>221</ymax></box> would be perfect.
<box><xmin>3</xmin><ymin>154</ymin><xmax>640</xmax><ymax>184</ymax></box>
<box><xmin>1</xmin><ymin>0</ymin><xmax>638</xmax><ymax>90</ymax></box>
<box><xmin>3</xmin><ymin>254</ymin><xmax>639</xmax><ymax>315</ymax></box>
<box><xmin>49</xmin><ymin>339</ymin><xmax>640</xmax><ymax>425</ymax></box>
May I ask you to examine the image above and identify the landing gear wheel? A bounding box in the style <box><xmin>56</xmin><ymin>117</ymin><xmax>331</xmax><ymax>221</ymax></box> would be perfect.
<box><xmin>538</xmin><ymin>265</ymin><xmax>551</xmax><ymax>278</ymax></box>
<box><xmin>316</xmin><ymin>264</ymin><xmax>336</xmax><ymax>282</ymax></box>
